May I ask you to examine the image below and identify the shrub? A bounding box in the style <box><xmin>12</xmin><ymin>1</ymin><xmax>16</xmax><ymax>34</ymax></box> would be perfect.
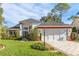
<box><xmin>70</xmin><ymin>32</ymin><xmax>78</xmax><ymax>40</ymax></box>
<box><xmin>26</xmin><ymin>28</ymin><xmax>38</xmax><ymax>41</ymax></box>
<box><xmin>70</xmin><ymin>27</ymin><xmax>78</xmax><ymax>40</ymax></box>
<box><xmin>72</xmin><ymin>27</ymin><xmax>77</xmax><ymax>32</ymax></box>
<box><xmin>31</xmin><ymin>43</ymin><xmax>48</xmax><ymax>51</ymax></box>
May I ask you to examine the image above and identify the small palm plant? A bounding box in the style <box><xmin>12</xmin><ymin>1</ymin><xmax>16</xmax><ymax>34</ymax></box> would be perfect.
<box><xmin>71</xmin><ymin>27</ymin><xmax>78</xmax><ymax>40</ymax></box>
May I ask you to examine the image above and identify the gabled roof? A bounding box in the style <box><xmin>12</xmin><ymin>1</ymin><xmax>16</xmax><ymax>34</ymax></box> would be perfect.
<box><xmin>37</xmin><ymin>21</ymin><xmax>72</xmax><ymax>28</ymax></box>
<box><xmin>20</xmin><ymin>18</ymin><xmax>41</xmax><ymax>24</ymax></box>
<box><xmin>9</xmin><ymin>18</ymin><xmax>41</xmax><ymax>29</ymax></box>
<box><xmin>9</xmin><ymin>24</ymin><xmax>20</xmax><ymax>29</ymax></box>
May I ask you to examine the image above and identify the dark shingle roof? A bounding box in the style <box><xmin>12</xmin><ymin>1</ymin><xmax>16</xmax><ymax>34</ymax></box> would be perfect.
<box><xmin>38</xmin><ymin>21</ymin><xmax>72</xmax><ymax>27</ymax></box>
<box><xmin>9</xmin><ymin>24</ymin><xmax>20</xmax><ymax>29</ymax></box>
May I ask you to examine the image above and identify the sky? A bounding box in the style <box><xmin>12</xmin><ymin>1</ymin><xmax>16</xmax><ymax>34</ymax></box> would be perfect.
<box><xmin>1</xmin><ymin>3</ymin><xmax>79</xmax><ymax>27</ymax></box>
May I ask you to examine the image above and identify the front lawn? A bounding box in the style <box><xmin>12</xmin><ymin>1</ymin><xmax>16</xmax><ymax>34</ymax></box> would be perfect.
<box><xmin>0</xmin><ymin>40</ymin><xmax>65</xmax><ymax>56</ymax></box>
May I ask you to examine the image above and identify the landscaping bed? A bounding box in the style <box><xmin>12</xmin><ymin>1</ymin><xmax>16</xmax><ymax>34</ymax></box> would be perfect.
<box><xmin>31</xmin><ymin>42</ymin><xmax>56</xmax><ymax>51</ymax></box>
<box><xmin>0</xmin><ymin>40</ymin><xmax>65</xmax><ymax>56</ymax></box>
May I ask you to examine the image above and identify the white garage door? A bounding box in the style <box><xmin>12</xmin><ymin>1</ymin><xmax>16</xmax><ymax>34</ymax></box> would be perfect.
<box><xmin>41</xmin><ymin>29</ymin><xmax>67</xmax><ymax>42</ymax></box>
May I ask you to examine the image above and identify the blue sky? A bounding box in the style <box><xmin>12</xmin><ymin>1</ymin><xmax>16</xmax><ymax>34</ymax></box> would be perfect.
<box><xmin>2</xmin><ymin>3</ymin><xmax>79</xmax><ymax>27</ymax></box>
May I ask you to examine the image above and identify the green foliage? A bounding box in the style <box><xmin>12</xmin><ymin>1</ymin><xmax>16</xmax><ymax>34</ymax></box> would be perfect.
<box><xmin>0</xmin><ymin>16</ymin><xmax>4</xmax><ymax>24</ymax></box>
<box><xmin>31</xmin><ymin>42</ymin><xmax>48</xmax><ymax>51</ymax></box>
<box><xmin>69</xmin><ymin>16</ymin><xmax>79</xmax><ymax>20</ymax></box>
<box><xmin>0</xmin><ymin>4</ymin><xmax>5</xmax><ymax>39</ymax></box>
<box><xmin>31</xmin><ymin>28</ymin><xmax>38</xmax><ymax>41</ymax></box>
<box><xmin>54</xmin><ymin>3</ymin><xmax>70</xmax><ymax>19</ymax></box>
<box><xmin>71</xmin><ymin>32</ymin><xmax>78</xmax><ymax>40</ymax></box>
<box><xmin>0</xmin><ymin>7</ymin><xmax>3</xmax><ymax>15</ymax></box>
<box><xmin>55</xmin><ymin>3</ymin><xmax>70</xmax><ymax>12</ymax></box>
<box><xmin>72</xmin><ymin>27</ymin><xmax>77</xmax><ymax>32</ymax></box>
<box><xmin>0</xmin><ymin>25</ymin><xmax>9</xmax><ymax>39</ymax></box>
<box><xmin>0</xmin><ymin>5</ymin><xmax>4</xmax><ymax>25</ymax></box>
<box><xmin>26</xmin><ymin>28</ymin><xmax>38</xmax><ymax>41</ymax></box>
<box><xmin>40</xmin><ymin>3</ymin><xmax>70</xmax><ymax>23</ymax></box>
<box><xmin>70</xmin><ymin>27</ymin><xmax>78</xmax><ymax>40</ymax></box>
<box><xmin>40</xmin><ymin>16</ymin><xmax>47</xmax><ymax>22</ymax></box>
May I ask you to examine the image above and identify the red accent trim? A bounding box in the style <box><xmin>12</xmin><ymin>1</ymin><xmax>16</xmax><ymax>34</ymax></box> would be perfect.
<box><xmin>37</xmin><ymin>27</ymin><xmax>72</xmax><ymax>29</ymax></box>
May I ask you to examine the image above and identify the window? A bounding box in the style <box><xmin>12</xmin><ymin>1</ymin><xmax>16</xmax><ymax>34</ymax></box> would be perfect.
<box><xmin>9</xmin><ymin>31</ymin><xmax>16</xmax><ymax>37</ymax></box>
<box><xmin>23</xmin><ymin>27</ymin><xmax>28</xmax><ymax>30</ymax></box>
<box><xmin>23</xmin><ymin>31</ymin><xmax>28</xmax><ymax>37</ymax></box>
<box><xmin>9</xmin><ymin>31</ymin><xmax>12</xmax><ymax>35</ymax></box>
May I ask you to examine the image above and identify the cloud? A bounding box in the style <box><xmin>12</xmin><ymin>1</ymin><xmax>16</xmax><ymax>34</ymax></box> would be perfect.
<box><xmin>2</xmin><ymin>3</ymin><xmax>78</xmax><ymax>27</ymax></box>
<box><xmin>2</xmin><ymin>3</ymin><xmax>54</xmax><ymax>27</ymax></box>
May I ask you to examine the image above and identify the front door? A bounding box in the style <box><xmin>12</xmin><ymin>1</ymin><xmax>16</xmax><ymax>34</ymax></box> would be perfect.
<box><xmin>22</xmin><ymin>31</ymin><xmax>28</xmax><ymax>37</ymax></box>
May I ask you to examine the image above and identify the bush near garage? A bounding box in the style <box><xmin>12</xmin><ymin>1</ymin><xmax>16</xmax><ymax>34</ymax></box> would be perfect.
<box><xmin>70</xmin><ymin>27</ymin><xmax>78</xmax><ymax>40</ymax></box>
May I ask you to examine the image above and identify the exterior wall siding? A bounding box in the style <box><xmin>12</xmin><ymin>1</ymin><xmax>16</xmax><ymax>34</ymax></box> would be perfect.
<box><xmin>9</xmin><ymin>29</ymin><xmax>20</xmax><ymax>37</ymax></box>
<box><xmin>32</xmin><ymin>23</ymin><xmax>41</xmax><ymax>29</ymax></box>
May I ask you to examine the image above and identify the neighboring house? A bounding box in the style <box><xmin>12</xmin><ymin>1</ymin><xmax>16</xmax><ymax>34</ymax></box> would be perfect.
<box><xmin>9</xmin><ymin>19</ymin><xmax>41</xmax><ymax>37</ymax></box>
<box><xmin>72</xmin><ymin>16</ymin><xmax>79</xmax><ymax>34</ymax></box>
<box><xmin>37</xmin><ymin>22</ymin><xmax>72</xmax><ymax>41</ymax></box>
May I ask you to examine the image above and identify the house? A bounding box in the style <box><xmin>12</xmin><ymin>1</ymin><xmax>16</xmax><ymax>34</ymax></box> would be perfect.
<box><xmin>9</xmin><ymin>18</ymin><xmax>72</xmax><ymax>41</ymax></box>
<box><xmin>9</xmin><ymin>19</ymin><xmax>41</xmax><ymax>37</ymax></box>
<box><xmin>37</xmin><ymin>22</ymin><xmax>72</xmax><ymax>41</ymax></box>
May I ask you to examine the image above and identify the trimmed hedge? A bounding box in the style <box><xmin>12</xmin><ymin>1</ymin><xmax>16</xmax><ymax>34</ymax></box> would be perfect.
<box><xmin>31</xmin><ymin>43</ymin><xmax>48</xmax><ymax>51</ymax></box>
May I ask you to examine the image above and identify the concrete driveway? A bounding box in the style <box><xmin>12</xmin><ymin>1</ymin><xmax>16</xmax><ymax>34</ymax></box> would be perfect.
<box><xmin>47</xmin><ymin>41</ymin><xmax>79</xmax><ymax>56</ymax></box>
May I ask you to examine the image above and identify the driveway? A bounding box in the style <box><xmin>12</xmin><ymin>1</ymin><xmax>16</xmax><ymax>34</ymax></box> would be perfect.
<box><xmin>47</xmin><ymin>41</ymin><xmax>79</xmax><ymax>56</ymax></box>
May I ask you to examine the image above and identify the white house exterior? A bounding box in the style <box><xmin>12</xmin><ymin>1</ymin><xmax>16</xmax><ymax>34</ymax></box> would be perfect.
<box><xmin>37</xmin><ymin>22</ymin><xmax>72</xmax><ymax>41</ymax></box>
<box><xmin>9</xmin><ymin>19</ymin><xmax>72</xmax><ymax>41</ymax></box>
<box><xmin>9</xmin><ymin>19</ymin><xmax>41</xmax><ymax>37</ymax></box>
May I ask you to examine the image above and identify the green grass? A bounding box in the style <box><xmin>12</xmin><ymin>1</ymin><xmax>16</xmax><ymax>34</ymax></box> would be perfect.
<box><xmin>0</xmin><ymin>40</ymin><xmax>65</xmax><ymax>56</ymax></box>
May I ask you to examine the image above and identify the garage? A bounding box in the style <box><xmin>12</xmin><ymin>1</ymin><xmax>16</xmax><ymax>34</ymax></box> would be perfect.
<box><xmin>41</xmin><ymin>29</ymin><xmax>67</xmax><ymax>41</ymax></box>
<box><xmin>37</xmin><ymin>22</ymin><xmax>72</xmax><ymax>41</ymax></box>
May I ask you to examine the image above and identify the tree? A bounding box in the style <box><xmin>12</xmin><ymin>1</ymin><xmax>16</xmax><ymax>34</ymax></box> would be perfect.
<box><xmin>76</xmin><ymin>11</ymin><xmax>79</xmax><ymax>15</ymax></box>
<box><xmin>40</xmin><ymin>16</ymin><xmax>47</xmax><ymax>22</ymax></box>
<box><xmin>68</xmin><ymin>11</ymin><xmax>79</xmax><ymax>22</ymax></box>
<box><xmin>50</xmin><ymin>3</ymin><xmax>70</xmax><ymax>22</ymax></box>
<box><xmin>54</xmin><ymin>3</ymin><xmax>70</xmax><ymax>19</ymax></box>
<box><xmin>40</xmin><ymin>14</ymin><xmax>54</xmax><ymax>23</ymax></box>
<box><xmin>0</xmin><ymin>4</ymin><xmax>4</xmax><ymax>39</ymax></box>
<box><xmin>51</xmin><ymin>9</ymin><xmax>60</xmax><ymax>22</ymax></box>
<box><xmin>26</xmin><ymin>28</ymin><xmax>38</xmax><ymax>41</ymax></box>
<box><xmin>0</xmin><ymin>4</ymin><xmax>4</xmax><ymax>25</ymax></box>
<box><xmin>40</xmin><ymin>3</ymin><xmax>70</xmax><ymax>23</ymax></box>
